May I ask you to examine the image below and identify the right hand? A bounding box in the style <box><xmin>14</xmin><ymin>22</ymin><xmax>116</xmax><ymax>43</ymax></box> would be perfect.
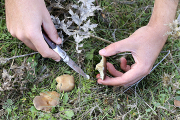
<box><xmin>5</xmin><ymin>0</ymin><xmax>61</xmax><ymax>61</ymax></box>
<box><xmin>96</xmin><ymin>25</ymin><xmax>168</xmax><ymax>87</ymax></box>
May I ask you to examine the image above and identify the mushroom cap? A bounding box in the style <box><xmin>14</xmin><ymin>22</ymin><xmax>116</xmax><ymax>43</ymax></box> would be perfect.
<box><xmin>33</xmin><ymin>91</ymin><xmax>60</xmax><ymax>112</ymax></box>
<box><xmin>174</xmin><ymin>100</ymin><xmax>180</xmax><ymax>107</ymax></box>
<box><xmin>40</xmin><ymin>91</ymin><xmax>60</xmax><ymax>106</ymax></box>
<box><xmin>95</xmin><ymin>56</ymin><xmax>107</xmax><ymax>80</ymax></box>
<box><xmin>56</xmin><ymin>74</ymin><xmax>75</xmax><ymax>92</ymax></box>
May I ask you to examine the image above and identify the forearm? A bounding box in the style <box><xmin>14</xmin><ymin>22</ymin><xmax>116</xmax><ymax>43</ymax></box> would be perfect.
<box><xmin>148</xmin><ymin>0</ymin><xmax>178</xmax><ymax>35</ymax></box>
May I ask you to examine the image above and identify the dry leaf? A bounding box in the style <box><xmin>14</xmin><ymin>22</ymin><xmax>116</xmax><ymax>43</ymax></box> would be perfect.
<box><xmin>172</xmin><ymin>82</ymin><xmax>180</xmax><ymax>93</ymax></box>
<box><xmin>50</xmin><ymin>0</ymin><xmax>101</xmax><ymax>53</ymax></box>
<box><xmin>162</xmin><ymin>73</ymin><xmax>174</xmax><ymax>87</ymax></box>
<box><xmin>0</xmin><ymin>58</ymin><xmax>36</xmax><ymax>92</ymax></box>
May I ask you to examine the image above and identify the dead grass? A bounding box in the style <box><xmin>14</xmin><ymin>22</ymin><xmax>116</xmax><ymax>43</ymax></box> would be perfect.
<box><xmin>0</xmin><ymin>0</ymin><xmax>180</xmax><ymax>119</ymax></box>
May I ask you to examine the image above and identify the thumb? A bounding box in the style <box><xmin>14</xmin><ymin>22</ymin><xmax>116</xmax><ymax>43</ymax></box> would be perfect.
<box><xmin>42</xmin><ymin>9</ymin><xmax>62</xmax><ymax>45</ymax></box>
<box><xmin>99</xmin><ymin>39</ymin><xmax>134</xmax><ymax>57</ymax></box>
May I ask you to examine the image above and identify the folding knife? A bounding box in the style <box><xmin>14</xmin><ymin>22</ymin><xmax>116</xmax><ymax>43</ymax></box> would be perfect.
<box><xmin>42</xmin><ymin>30</ymin><xmax>89</xmax><ymax>79</ymax></box>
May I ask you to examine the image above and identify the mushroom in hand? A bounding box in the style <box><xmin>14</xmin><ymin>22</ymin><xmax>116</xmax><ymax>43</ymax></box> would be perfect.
<box><xmin>56</xmin><ymin>74</ymin><xmax>75</xmax><ymax>92</ymax></box>
<box><xmin>33</xmin><ymin>91</ymin><xmax>60</xmax><ymax>112</ymax></box>
<box><xmin>95</xmin><ymin>56</ymin><xmax>107</xmax><ymax>80</ymax></box>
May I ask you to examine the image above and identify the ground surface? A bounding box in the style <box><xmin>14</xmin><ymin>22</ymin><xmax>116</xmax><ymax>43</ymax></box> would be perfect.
<box><xmin>0</xmin><ymin>0</ymin><xmax>180</xmax><ymax>119</ymax></box>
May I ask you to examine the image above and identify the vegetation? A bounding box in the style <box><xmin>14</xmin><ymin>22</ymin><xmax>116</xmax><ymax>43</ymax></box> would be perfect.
<box><xmin>0</xmin><ymin>0</ymin><xmax>180</xmax><ymax>119</ymax></box>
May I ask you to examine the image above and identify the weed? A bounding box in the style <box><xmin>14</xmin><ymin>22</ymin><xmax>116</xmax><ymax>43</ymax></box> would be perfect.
<box><xmin>0</xmin><ymin>0</ymin><xmax>180</xmax><ymax>119</ymax></box>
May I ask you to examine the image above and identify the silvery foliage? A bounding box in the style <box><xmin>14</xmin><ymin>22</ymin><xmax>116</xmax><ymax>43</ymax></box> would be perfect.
<box><xmin>166</xmin><ymin>14</ymin><xmax>180</xmax><ymax>40</ymax></box>
<box><xmin>52</xmin><ymin>0</ymin><xmax>101</xmax><ymax>53</ymax></box>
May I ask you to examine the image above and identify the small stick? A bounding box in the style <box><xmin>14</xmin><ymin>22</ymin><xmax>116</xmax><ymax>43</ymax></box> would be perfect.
<box><xmin>8</xmin><ymin>52</ymin><xmax>39</xmax><ymax>60</ymax></box>
<box><xmin>0</xmin><ymin>52</ymin><xmax>39</xmax><ymax>65</ymax></box>
<box><xmin>0</xmin><ymin>45</ymin><xmax>4</xmax><ymax>50</ymax></box>
<box><xmin>90</xmin><ymin>34</ymin><xmax>113</xmax><ymax>44</ymax></box>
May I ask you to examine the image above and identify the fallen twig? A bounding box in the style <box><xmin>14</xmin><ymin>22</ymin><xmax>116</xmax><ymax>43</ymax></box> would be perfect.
<box><xmin>90</xmin><ymin>34</ymin><xmax>113</xmax><ymax>44</ymax></box>
<box><xmin>0</xmin><ymin>52</ymin><xmax>39</xmax><ymax>65</ymax></box>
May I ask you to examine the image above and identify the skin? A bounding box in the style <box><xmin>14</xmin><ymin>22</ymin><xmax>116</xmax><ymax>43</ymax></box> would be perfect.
<box><xmin>5</xmin><ymin>0</ymin><xmax>61</xmax><ymax>61</ymax></box>
<box><xmin>96</xmin><ymin>0</ymin><xmax>179</xmax><ymax>87</ymax></box>
<box><xmin>5</xmin><ymin>0</ymin><xmax>179</xmax><ymax>87</ymax></box>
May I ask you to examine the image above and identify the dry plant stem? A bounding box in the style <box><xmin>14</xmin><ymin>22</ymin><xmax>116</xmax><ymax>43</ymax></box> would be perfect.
<box><xmin>0</xmin><ymin>45</ymin><xmax>4</xmax><ymax>50</ymax></box>
<box><xmin>90</xmin><ymin>34</ymin><xmax>113</xmax><ymax>44</ymax></box>
<box><xmin>9</xmin><ymin>50</ymin><xmax>17</xmax><ymax>73</ymax></box>
<box><xmin>0</xmin><ymin>52</ymin><xmax>39</xmax><ymax>64</ymax></box>
<box><xmin>0</xmin><ymin>109</ymin><xmax>6</xmax><ymax>117</ymax></box>
<box><xmin>8</xmin><ymin>52</ymin><xmax>39</xmax><ymax>60</ymax></box>
<box><xmin>77</xmin><ymin>54</ymin><xmax>82</xmax><ymax>113</ymax></box>
<box><xmin>168</xmin><ymin>53</ymin><xmax>180</xmax><ymax>75</ymax></box>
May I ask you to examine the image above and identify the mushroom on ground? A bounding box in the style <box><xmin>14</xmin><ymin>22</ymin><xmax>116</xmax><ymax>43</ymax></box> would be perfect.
<box><xmin>95</xmin><ymin>56</ymin><xmax>107</xmax><ymax>80</ymax></box>
<box><xmin>174</xmin><ymin>99</ymin><xmax>180</xmax><ymax>107</ymax></box>
<box><xmin>33</xmin><ymin>91</ymin><xmax>60</xmax><ymax>112</ymax></box>
<box><xmin>56</xmin><ymin>74</ymin><xmax>75</xmax><ymax>92</ymax></box>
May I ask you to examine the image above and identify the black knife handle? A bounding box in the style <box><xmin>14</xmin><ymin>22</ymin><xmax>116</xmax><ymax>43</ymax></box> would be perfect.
<box><xmin>42</xmin><ymin>30</ymin><xmax>56</xmax><ymax>49</ymax></box>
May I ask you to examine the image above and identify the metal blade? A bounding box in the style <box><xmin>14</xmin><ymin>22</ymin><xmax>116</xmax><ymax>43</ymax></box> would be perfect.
<box><xmin>53</xmin><ymin>45</ymin><xmax>89</xmax><ymax>79</ymax></box>
<box><xmin>64</xmin><ymin>56</ymin><xmax>90</xmax><ymax>79</ymax></box>
<box><xmin>42</xmin><ymin>31</ymin><xmax>89</xmax><ymax>79</ymax></box>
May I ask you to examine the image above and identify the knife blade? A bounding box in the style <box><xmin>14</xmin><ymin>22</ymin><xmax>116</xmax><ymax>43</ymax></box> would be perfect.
<box><xmin>42</xmin><ymin>30</ymin><xmax>89</xmax><ymax>79</ymax></box>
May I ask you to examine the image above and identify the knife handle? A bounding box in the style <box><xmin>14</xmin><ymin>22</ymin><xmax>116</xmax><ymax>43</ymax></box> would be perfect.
<box><xmin>42</xmin><ymin>30</ymin><xmax>56</xmax><ymax>49</ymax></box>
<box><xmin>42</xmin><ymin>30</ymin><xmax>67</xmax><ymax>60</ymax></box>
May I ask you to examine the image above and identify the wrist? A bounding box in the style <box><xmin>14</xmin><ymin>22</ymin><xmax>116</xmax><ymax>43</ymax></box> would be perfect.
<box><xmin>147</xmin><ymin>0</ymin><xmax>178</xmax><ymax>35</ymax></box>
<box><xmin>145</xmin><ymin>24</ymin><xmax>168</xmax><ymax>43</ymax></box>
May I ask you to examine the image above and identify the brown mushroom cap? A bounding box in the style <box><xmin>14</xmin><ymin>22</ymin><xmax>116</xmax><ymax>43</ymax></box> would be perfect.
<box><xmin>174</xmin><ymin>100</ymin><xmax>180</xmax><ymax>107</ymax></box>
<box><xmin>56</xmin><ymin>74</ymin><xmax>75</xmax><ymax>92</ymax></box>
<box><xmin>95</xmin><ymin>56</ymin><xmax>107</xmax><ymax>80</ymax></box>
<box><xmin>33</xmin><ymin>91</ymin><xmax>60</xmax><ymax>112</ymax></box>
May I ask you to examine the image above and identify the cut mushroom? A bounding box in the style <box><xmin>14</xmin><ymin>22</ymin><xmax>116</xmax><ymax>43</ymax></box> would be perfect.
<box><xmin>95</xmin><ymin>56</ymin><xmax>107</xmax><ymax>80</ymax></box>
<box><xmin>56</xmin><ymin>74</ymin><xmax>75</xmax><ymax>92</ymax></box>
<box><xmin>33</xmin><ymin>91</ymin><xmax>60</xmax><ymax>112</ymax></box>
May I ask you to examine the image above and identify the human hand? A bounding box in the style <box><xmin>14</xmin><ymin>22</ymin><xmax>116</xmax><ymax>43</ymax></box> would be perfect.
<box><xmin>96</xmin><ymin>25</ymin><xmax>168</xmax><ymax>87</ymax></box>
<box><xmin>5</xmin><ymin>0</ymin><xmax>61</xmax><ymax>61</ymax></box>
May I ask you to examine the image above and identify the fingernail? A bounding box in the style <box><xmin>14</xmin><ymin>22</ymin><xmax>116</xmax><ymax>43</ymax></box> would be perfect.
<box><xmin>55</xmin><ymin>59</ymin><xmax>60</xmax><ymax>62</ymax></box>
<box><xmin>98</xmin><ymin>80</ymin><xmax>102</xmax><ymax>84</ymax></box>
<box><xmin>99</xmin><ymin>49</ymin><xmax>106</xmax><ymax>55</ymax></box>
<box><xmin>98</xmin><ymin>82</ymin><xmax>102</xmax><ymax>84</ymax></box>
<box><xmin>57</xmin><ymin>37</ymin><xmax>62</xmax><ymax>44</ymax></box>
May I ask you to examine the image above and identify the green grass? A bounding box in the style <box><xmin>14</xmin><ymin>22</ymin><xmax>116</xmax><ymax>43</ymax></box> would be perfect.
<box><xmin>0</xmin><ymin>0</ymin><xmax>180</xmax><ymax>119</ymax></box>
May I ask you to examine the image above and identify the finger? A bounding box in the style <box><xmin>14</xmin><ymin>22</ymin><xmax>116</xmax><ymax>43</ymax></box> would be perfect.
<box><xmin>106</xmin><ymin>62</ymin><xmax>123</xmax><ymax>77</ymax></box>
<box><xmin>97</xmin><ymin>64</ymin><xmax>145</xmax><ymax>86</ymax></box>
<box><xmin>21</xmin><ymin>39</ymin><xmax>37</xmax><ymax>51</ymax></box>
<box><xmin>30</xmin><ymin>29</ymin><xmax>61</xmax><ymax>62</ymax></box>
<box><xmin>99</xmin><ymin>39</ymin><xmax>135</xmax><ymax>57</ymax></box>
<box><xmin>12</xmin><ymin>33</ymin><xmax>37</xmax><ymax>51</ymax></box>
<box><xmin>42</xmin><ymin>9</ymin><xmax>62</xmax><ymax>45</ymax></box>
<box><xmin>120</xmin><ymin>57</ymin><xmax>131</xmax><ymax>72</ymax></box>
<box><xmin>96</xmin><ymin>74</ymin><xmax>100</xmax><ymax>79</ymax></box>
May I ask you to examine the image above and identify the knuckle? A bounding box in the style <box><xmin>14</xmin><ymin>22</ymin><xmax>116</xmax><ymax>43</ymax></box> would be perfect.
<box><xmin>7</xmin><ymin>28</ymin><xmax>26</xmax><ymax>41</ymax></box>
<box><xmin>10</xmin><ymin>32</ymin><xmax>16</xmax><ymax>38</ymax></box>
<box><xmin>7</xmin><ymin>29</ymin><xmax>16</xmax><ymax>38</ymax></box>
<box><xmin>40</xmin><ymin>51</ymin><xmax>50</xmax><ymax>58</ymax></box>
<box><xmin>25</xmin><ymin>30</ymin><xmax>36</xmax><ymax>40</ymax></box>
<box><xmin>16</xmin><ymin>32</ymin><xmax>26</xmax><ymax>41</ymax></box>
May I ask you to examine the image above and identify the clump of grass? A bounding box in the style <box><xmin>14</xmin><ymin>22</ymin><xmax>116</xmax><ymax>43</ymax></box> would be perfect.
<box><xmin>0</xmin><ymin>0</ymin><xmax>180</xmax><ymax>119</ymax></box>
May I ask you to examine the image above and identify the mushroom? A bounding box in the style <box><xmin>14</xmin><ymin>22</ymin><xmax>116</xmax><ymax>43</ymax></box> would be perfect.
<box><xmin>95</xmin><ymin>56</ymin><xmax>107</xmax><ymax>80</ymax></box>
<box><xmin>174</xmin><ymin>99</ymin><xmax>180</xmax><ymax>107</ymax></box>
<box><xmin>56</xmin><ymin>74</ymin><xmax>75</xmax><ymax>92</ymax></box>
<box><xmin>33</xmin><ymin>91</ymin><xmax>60</xmax><ymax>112</ymax></box>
